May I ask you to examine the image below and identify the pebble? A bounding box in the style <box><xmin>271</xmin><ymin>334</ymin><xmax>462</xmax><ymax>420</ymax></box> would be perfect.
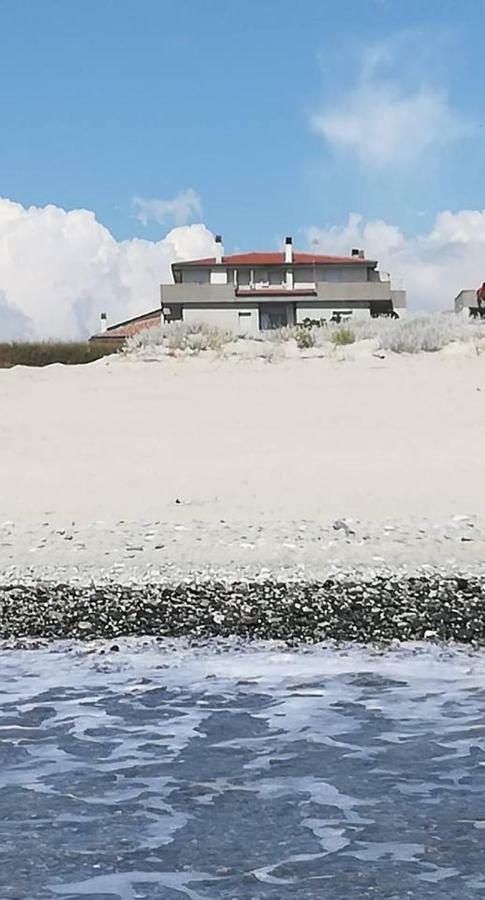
<box><xmin>0</xmin><ymin>574</ymin><xmax>484</xmax><ymax>644</ymax></box>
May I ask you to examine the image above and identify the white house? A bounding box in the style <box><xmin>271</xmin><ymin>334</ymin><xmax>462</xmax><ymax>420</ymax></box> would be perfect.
<box><xmin>91</xmin><ymin>235</ymin><xmax>406</xmax><ymax>342</ymax></box>
<box><xmin>161</xmin><ymin>236</ymin><xmax>406</xmax><ymax>334</ymax></box>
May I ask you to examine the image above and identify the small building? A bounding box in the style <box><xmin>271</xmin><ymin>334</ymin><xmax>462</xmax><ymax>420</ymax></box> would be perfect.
<box><xmin>91</xmin><ymin>235</ymin><xmax>406</xmax><ymax>341</ymax></box>
<box><xmin>454</xmin><ymin>288</ymin><xmax>485</xmax><ymax>318</ymax></box>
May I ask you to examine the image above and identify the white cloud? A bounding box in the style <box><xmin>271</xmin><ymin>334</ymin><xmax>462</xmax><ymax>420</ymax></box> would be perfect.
<box><xmin>311</xmin><ymin>39</ymin><xmax>469</xmax><ymax>167</ymax></box>
<box><xmin>306</xmin><ymin>210</ymin><xmax>485</xmax><ymax>310</ymax></box>
<box><xmin>133</xmin><ymin>188</ymin><xmax>202</xmax><ymax>226</ymax></box>
<box><xmin>0</xmin><ymin>197</ymin><xmax>214</xmax><ymax>340</ymax></box>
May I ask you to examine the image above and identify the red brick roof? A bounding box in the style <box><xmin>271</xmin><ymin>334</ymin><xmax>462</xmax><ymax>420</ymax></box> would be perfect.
<box><xmin>175</xmin><ymin>251</ymin><xmax>374</xmax><ymax>267</ymax></box>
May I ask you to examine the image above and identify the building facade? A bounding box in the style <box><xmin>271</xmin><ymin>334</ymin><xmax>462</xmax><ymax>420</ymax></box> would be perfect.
<box><xmin>161</xmin><ymin>236</ymin><xmax>406</xmax><ymax>334</ymax></box>
<box><xmin>91</xmin><ymin>235</ymin><xmax>406</xmax><ymax>342</ymax></box>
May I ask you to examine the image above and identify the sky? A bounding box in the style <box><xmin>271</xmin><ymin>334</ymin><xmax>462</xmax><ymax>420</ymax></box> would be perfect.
<box><xmin>1</xmin><ymin>0</ymin><xmax>485</xmax><ymax>337</ymax></box>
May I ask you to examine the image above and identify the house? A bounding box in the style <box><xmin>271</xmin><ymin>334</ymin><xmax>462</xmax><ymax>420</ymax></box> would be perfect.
<box><xmin>91</xmin><ymin>235</ymin><xmax>406</xmax><ymax>341</ymax></box>
<box><xmin>161</xmin><ymin>236</ymin><xmax>406</xmax><ymax>334</ymax></box>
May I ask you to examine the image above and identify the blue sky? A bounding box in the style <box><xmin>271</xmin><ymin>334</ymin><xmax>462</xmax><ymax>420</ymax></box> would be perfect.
<box><xmin>2</xmin><ymin>0</ymin><xmax>484</xmax><ymax>250</ymax></box>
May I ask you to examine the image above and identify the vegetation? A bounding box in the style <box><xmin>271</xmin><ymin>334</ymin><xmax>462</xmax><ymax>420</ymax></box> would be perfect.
<box><xmin>124</xmin><ymin>313</ymin><xmax>485</xmax><ymax>359</ymax></box>
<box><xmin>295</xmin><ymin>328</ymin><xmax>315</xmax><ymax>349</ymax></box>
<box><xmin>0</xmin><ymin>341</ymin><xmax>119</xmax><ymax>368</ymax></box>
<box><xmin>126</xmin><ymin>321</ymin><xmax>233</xmax><ymax>354</ymax></box>
<box><xmin>331</xmin><ymin>326</ymin><xmax>355</xmax><ymax>346</ymax></box>
<box><xmin>334</xmin><ymin>315</ymin><xmax>485</xmax><ymax>353</ymax></box>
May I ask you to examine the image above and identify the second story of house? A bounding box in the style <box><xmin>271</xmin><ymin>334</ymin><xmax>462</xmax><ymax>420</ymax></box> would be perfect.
<box><xmin>170</xmin><ymin>236</ymin><xmax>382</xmax><ymax>294</ymax></box>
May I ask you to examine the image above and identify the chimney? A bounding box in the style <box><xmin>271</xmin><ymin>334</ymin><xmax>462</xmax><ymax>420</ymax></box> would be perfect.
<box><xmin>100</xmin><ymin>312</ymin><xmax>107</xmax><ymax>334</ymax></box>
<box><xmin>285</xmin><ymin>236</ymin><xmax>293</xmax><ymax>264</ymax></box>
<box><xmin>214</xmin><ymin>234</ymin><xmax>223</xmax><ymax>265</ymax></box>
<box><xmin>358</xmin><ymin>249</ymin><xmax>365</xmax><ymax>259</ymax></box>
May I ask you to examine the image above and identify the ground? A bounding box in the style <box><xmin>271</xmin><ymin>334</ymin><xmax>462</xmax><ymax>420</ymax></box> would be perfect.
<box><xmin>1</xmin><ymin>349</ymin><xmax>484</xmax><ymax>524</ymax></box>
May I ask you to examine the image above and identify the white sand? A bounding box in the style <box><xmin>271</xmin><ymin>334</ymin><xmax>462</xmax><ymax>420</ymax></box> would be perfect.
<box><xmin>2</xmin><ymin>348</ymin><xmax>485</xmax><ymax>578</ymax></box>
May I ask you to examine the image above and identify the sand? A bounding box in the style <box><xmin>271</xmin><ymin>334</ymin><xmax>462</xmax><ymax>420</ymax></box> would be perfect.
<box><xmin>1</xmin><ymin>349</ymin><xmax>485</xmax><ymax>521</ymax></box>
<box><xmin>1</xmin><ymin>347</ymin><xmax>485</xmax><ymax>580</ymax></box>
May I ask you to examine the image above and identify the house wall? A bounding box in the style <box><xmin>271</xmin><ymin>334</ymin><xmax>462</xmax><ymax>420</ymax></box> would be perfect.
<box><xmin>181</xmin><ymin>267</ymin><xmax>210</xmax><ymax>284</ymax></box>
<box><xmin>322</xmin><ymin>266</ymin><xmax>368</xmax><ymax>282</ymax></box>
<box><xmin>182</xmin><ymin>304</ymin><xmax>260</xmax><ymax>335</ymax></box>
<box><xmin>295</xmin><ymin>303</ymin><xmax>371</xmax><ymax>324</ymax></box>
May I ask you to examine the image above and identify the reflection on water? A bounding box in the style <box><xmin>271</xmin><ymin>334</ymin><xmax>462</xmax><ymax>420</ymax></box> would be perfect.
<box><xmin>1</xmin><ymin>639</ymin><xmax>485</xmax><ymax>899</ymax></box>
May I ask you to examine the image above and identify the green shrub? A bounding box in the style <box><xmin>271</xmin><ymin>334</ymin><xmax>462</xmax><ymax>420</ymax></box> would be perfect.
<box><xmin>295</xmin><ymin>328</ymin><xmax>315</xmax><ymax>349</ymax></box>
<box><xmin>0</xmin><ymin>341</ymin><xmax>119</xmax><ymax>368</ymax></box>
<box><xmin>331</xmin><ymin>326</ymin><xmax>355</xmax><ymax>346</ymax></box>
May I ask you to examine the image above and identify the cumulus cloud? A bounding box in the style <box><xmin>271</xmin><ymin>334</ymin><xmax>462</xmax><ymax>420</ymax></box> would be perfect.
<box><xmin>306</xmin><ymin>210</ymin><xmax>485</xmax><ymax>310</ymax></box>
<box><xmin>311</xmin><ymin>38</ymin><xmax>469</xmax><ymax>167</ymax></box>
<box><xmin>133</xmin><ymin>188</ymin><xmax>202</xmax><ymax>226</ymax></box>
<box><xmin>0</xmin><ymin>197</ymin><xmax>214</xmax><ymax>340</ymax></box>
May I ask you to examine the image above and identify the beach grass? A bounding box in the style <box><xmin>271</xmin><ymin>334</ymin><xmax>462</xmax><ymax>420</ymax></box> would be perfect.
<box><xmin>0</xmin><ymin>341</ymin><xmax>120</xmax><ymax>368</ymax></box>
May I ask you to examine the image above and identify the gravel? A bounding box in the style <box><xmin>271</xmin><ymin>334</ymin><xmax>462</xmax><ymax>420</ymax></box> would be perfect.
<box><xmin>2</xmin><ymin>517</ymin><xmax>485</xmax><ymax>645</ymax></box>
<box><xmin>0</xmin><ymin>575</ymin><xmax>484</xmax><ymax>645</ymax></box>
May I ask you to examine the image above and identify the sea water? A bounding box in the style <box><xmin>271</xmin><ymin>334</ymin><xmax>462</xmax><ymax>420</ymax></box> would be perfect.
<box><xmin>0</xmin><ymin>639</ymin><xmax>484</xmax><ymax>899</ymax></box>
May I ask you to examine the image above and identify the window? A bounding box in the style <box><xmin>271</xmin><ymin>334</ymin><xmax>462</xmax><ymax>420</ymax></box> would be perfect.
<box><xmin>163</xmin><ymin>305</ymin><xmax>183</xmax><ymax>322</ymax></box>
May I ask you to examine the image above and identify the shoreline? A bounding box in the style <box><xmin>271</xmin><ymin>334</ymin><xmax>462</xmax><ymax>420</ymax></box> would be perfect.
<box><xmin>3</xmin><ymin>354</ymin><xmax>485</xmax><ymax>646</ymax></box>
<box><xmin>1</xmin><ymin>571</ymin><xmax>485</xmax><ymax>644</ymax></box>
<box><xmin>2</xmin><ymin>516</ymin><xmax>485</xmax><ymax>645</ymax></box>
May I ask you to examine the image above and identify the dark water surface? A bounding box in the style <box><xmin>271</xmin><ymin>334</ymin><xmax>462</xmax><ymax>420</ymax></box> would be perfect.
<box><xmin>1</xmin><ymin>640</ymin><xmax>484</xmax><ymax>899</ymax></box>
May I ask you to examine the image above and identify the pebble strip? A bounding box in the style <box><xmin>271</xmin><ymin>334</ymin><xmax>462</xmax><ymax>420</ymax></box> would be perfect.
<box><xmin>1</xmin><ymin>576</ymin><xmax>485</xmax><ymax>644</ymax></box>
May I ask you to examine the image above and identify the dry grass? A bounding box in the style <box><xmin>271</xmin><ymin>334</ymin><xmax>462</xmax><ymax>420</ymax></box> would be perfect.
<box><xmin>0</xmin><ymin>342</ymin><xmax>119</xmax><ymax>368</ymax></box>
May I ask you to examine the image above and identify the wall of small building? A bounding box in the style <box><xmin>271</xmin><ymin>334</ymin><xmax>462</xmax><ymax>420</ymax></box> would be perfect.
<box><xmin>390</xmin><ymin>290</ymin><xmax>407</xmax><ymax>310</ymax></box>
<box><xmin>454</xmin><ymin>290</ymin><xmax>476</xmax><ymax>312</ymax></box>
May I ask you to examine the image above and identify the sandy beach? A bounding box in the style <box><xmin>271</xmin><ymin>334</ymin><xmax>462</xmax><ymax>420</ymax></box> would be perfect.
<box><xmin>1</xmin><ymin>347</ymin><xmax>485</xmax><ymax>526</ymax></box>
<box><xmin>2</xmin><ymin>347</ymin><xmax>485</xmax><ymax>642</ymax></box>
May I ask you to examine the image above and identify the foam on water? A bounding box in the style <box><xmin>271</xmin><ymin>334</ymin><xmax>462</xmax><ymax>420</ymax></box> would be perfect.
<box><xmin>1</xmin><ymin>640</ymin><xmax>485</xmax><ymax>899</ymax></box>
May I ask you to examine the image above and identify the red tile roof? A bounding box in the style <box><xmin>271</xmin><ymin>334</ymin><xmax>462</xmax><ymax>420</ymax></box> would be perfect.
<box><xmin>90</xmin><ymin>310</ymin><xmax>161</xmax><ymax>341</ymax></box>
<box><xmin>174</xmin><ymin>251</ymin><xmax>375</xmax><ymax>267</ymax></box>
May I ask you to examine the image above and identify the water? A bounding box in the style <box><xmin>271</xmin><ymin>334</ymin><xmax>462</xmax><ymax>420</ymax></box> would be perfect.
<box><xmin>1</xmin><ymin>640</ymin><xmax>485</xmax><ymax>899</ymax></box>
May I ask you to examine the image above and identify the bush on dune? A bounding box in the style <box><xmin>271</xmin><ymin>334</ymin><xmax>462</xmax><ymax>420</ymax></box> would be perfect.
<box><xmin>126</xmin><ymin>321</ymin><xmax>233</xmax><ymax>354</ymax></box>
<box><xmin>331</xmin><ymin>326</ymin><xmax>355</xmax><ymax>346</ymax></box>
<box><xmin>124</xmin><ymin>313</ymin><xmax>485</xmax><ymax>358</ymax></box>
<box><xmin>336</xmin><ymin>315</ymin><xmax>485</xmax><ymax>353</ymax></box>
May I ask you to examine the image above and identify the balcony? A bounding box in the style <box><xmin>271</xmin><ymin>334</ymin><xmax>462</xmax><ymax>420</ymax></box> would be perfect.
<box><xmin>160</xmin><ymin>279</ymin><xmax>395</xmax><ymax>305</ymax></box>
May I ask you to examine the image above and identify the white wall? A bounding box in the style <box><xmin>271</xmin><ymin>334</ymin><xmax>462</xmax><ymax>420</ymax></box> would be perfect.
<box><xmin>210</xmin><ymin>270</ymin><xmax>228</xmax><ymax>285</ymax></box>
<box><xmin>183</xmin><ymin>305</ymin><xmax>259</xmax><ymax>335</ymax></box>
<box><xmin>390</xmin><ymin>290</ymin><xmax>407</xmax><ymax>310</ymax></box>
<box><xmin>295</xmin><ymin>305</ymin><xmax>370</xmax><ymax>323</ymax></box>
